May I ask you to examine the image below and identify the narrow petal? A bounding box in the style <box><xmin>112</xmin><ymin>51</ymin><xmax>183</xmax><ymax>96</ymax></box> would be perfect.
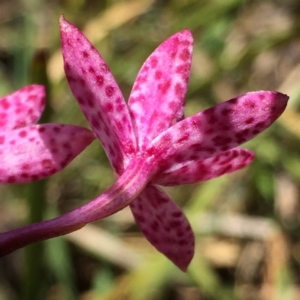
<box><xmin>128</xmin><ymin>30</ymin><xmax>193</xmax><ymax>151</ymax></box>
<box><xmin>154</xmin><ymin>148</ymin><xmax>254</xmax><ymax>186</ymax></box>
<box><xmin>130</xmin><ymin>184</ymin><xmax>194</xmax><ymax>271</ymax></box>
<box><xmin>60</xmin><ymin>16</ymin><xmax>136</xmax><ymax>174</ymax></box>
<box><xmin>0</xmin><ymin>124</ymin><xmax>95</xmax><ymax>183</ymax></box>
<box><xmin>0</xmin><ymin>85</ymin><xmax>45</xmax><ymax>130</ymax></box>
<box><xmin>147</xmin><ymin>91</ymin><xmax>288</xmax><ymax>166</ymax></box>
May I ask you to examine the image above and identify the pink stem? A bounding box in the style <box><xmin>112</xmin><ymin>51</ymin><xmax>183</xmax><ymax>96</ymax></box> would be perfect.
<box><xmin>0</xmin><ymin>155</ymin><xmax>155</xmax><ymax>256</ymax></box>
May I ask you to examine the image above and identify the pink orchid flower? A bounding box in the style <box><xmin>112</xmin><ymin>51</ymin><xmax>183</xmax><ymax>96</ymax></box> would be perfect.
<box><xmin>0</xmin><ymin>84</ymin><xmax>95</xmax><ymax>183</ymax></box>
<box><xmin>0</xmin><ymin>17</ymin><xmax>288</xmax><ymax>271</ymax></box>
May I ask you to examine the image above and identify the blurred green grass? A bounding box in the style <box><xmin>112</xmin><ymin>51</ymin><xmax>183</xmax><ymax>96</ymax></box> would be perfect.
<box><xmin>1</xmin><ymin>0</ymin><xmax>300</xmax><ymax>299</ymax></box>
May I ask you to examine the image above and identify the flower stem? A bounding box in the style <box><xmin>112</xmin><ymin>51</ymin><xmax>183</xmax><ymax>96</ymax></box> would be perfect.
<box><xmin>0</xmin><ymin>155</ymin><xmax>155</xmax><ymax>256</ymax></box>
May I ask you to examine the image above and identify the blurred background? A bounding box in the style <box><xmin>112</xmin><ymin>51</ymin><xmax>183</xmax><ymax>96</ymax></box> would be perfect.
<box><xmin>1</xmin><ymin>0</ymin><xmax>300</xmax><ymax>299</ymax></box>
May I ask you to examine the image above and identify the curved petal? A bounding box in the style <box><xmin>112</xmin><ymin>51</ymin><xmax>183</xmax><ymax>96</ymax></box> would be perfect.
<box><xmin>147</xmin><ymin>91</ymin><xmax>288</xmax><ymax>166</ymax></box>
<box><xmin>60</xmin><ymin>17</ymin><xmax>136</xmax><ymax>174</ymax></box>
<box><xmin>0</xmin><ymin>124</ymin><xmax>95</xmax><ymax>183</ymax></box>
<box><xmin>154</xmin><ymin>148</ymin><xmax>254</xmax><ymax>186</ymax></box>
<box><xmin>130</xmin><ymin>184</ymin><xmax>194</xmax><ymax>271</ymax></box>
<box><xmin>0</xmin><ymin>85</ymin><xmax>45</xmax><ymax>130</ymax></box>
<box><xmin>128</xmin><ymin>30</ymin><xmax>193</xmax><ymax>151</ymax></box>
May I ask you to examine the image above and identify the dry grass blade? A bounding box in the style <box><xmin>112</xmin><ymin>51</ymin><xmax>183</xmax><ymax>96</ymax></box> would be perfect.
<box><xmin>193</xmin><ymin>213</ymin><xmax>277</xmax><ymax>240</ymax></box>
<box><xmin>65</xmin><ymin>224</ymin><xmax>143</xmax><ymax>270</ymax></box>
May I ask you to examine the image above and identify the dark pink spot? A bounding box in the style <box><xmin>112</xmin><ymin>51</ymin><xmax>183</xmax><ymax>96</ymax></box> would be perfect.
<box><xmin>105</xmin><ymin>86</ymin><xmax>114</xmax><ymax>97</ymax></box>
<box><xmin>51</xmin><ymin>147</ymin><xmax>58</xmax><ymax>154</ymax></box>
<box><xmin>168</xmin><ymin>101</ymin><xmax>176</xmax><ymax>110</ymax></box>
<box><xmin>151</xmin><ymin>221</ymin><xmax>159</xmax><ymax>231</ymax></box>
<box><xmin>182</xmin><ymin>39</ymin><xmax>191</xmax><ymax>46</ymax></box>
<box><xmin>157</xmin><ymin>121</ymin><xmax>166</xmax><ymax>131</ymax></box>
<box><xmin>104</xmin><ymin>102</ymin><xmax>114</xmax><ymax>113</ymax></box>
<box><xmin>100</xmin><ymin>63</ymin><xmax>109</xmax><ymax>73</ymax></box>
<box><xmin>7</xmin><ymin>176</ymin><xmax>16</xmax><ymax>183</ymax></box>
<box><xmin>155</xmin><ymin>70</ymin><xmax>162</xmax><ymax>79</ymax></box>
<box><xmin>178</xmin><ymin>239</ymin><xmax>187</xmax><ymax>246</ymax></box>
<box><xmin>42</xmin><ymin>159</ymin><xmax>53</xmax><ymax>170</ymax></box>
<box><xmin>172</xmin><ymin>211</ymin><xmax>182</xmax><ymax>218</ymax></box>
<box><xmin>91</xmin><ymin>117</ymin><xmax>101</xmax><ymax>129</ymax></box>
<box><xmin>176</xmin><ymin>64</ymin><xmax>189</xmax><ymax>78</ymax></box>
<box><xmin>104</xmin><ymin>124</ymin><xmax>110</xmax><ymax>136</ymax></box>
<box><xmin>0</xmin><ymin>136</ymin><xmax>5</xmax><ymax>144</ymax></box>
<box><xmin>164</xmin><ymin>226</ymin><xmax>171</xmax><ymax>232</ymax></box>
<box><xmin>207</xmin><ymin>115</ymin><xmax>217</xmax><ymax>125</ymax></box>
<box><xmin>1</xmin><ymin>98</ymin><xmax>10</xmax><ymax>110</ymax></box>
<box><xmin>116</xmin><ymin>104</ymin><xmax>124</xmax><ymax>113</ymax></box>
<box><xmin>116</xmin><ymin>121</ymin><xmax>123</xmax><ymax>131</ymax></box>
<box><xmin>221</xmin><ymin>108</ymin><xmax>232</xmax><ymax>116</ymax></box>
<box><xmin>135</xmin><ymin>214</ymin><xmax>145</xmax><ymax>223</ymax></box>
<box><xmin>53</xmin><ymin>126</ymin><xmax>61</xmax><ymax>133</ymax></box>
<box><xmin>28</xmin><ymin>95</ymin><xmax>37</xmax><ymax>102</ymax></box>
<box><xmin>77</xmin><ymin>96</ymin><xmax>85</xmax><ymax>105</ymax></box>
<box><xmin>231</xmin><ymin>150</ymin><xmax>238</xmax><ymax>158</ymax></box>
<box><xmin>87</xmin><ymin>98</ymin><xmax>94</xmax><ymax>108</ymax></box>
<box><xmin>176</xmin><ymin>132</ymin><xmax>190</xmax><ymax>143</ymax></box>
<box><xmin>21</xmin><ymin>164</ymin><xmax>30</xmax><ymax>170</ymax></box>
<box><xmin>245</xmin><ymin>101</ymin><xmax>256</xmax><ymax>109</ymax></box>
<box><xmin>137</xmin><ymin>76</ymin><xmax>147</xmax><ymax>84</ymax></box>
<box><xmin>158</xmin><ymin>80</ymin><xmax>171</xmax><ymax>94</ymax></box>
<box><xmin>63</xmin><ymin>143</ymin><xmax>71</xmax><ymax>150</ymax></box>
<box><xmin>170</xmin><ymin>51</ymin><xmax>176</xmax><ymax>58</ymax></box>
<box><xmin>170</xmin><ymin>220</ymin><xmax>181</xmax><ymax>227</ymax></box>
<box><xmin>174</xmin><ymin>83</ymin><xmax>183</xmax><ymax>97</ymax></box>
<box><xmin>82</xmin><ymin>51</ymin><xmax>89</xmax><ymax>58</ymax></box>
<box><xmin>60</xmin><ymin>154</ymin><xmax>72</xmax><ymax>168</ymax></box>
<box><xmin>218</xmin><ymin>165</ymin><xmax>232</xmax><ymax>175</ymax></box>
<box><xmin>108</xmin><ymin>145</ymin><xmax>116</xmax><ymax>157</ymax></box>
<box><xmin>88</xmin><ymin>66</ymin><xmax>95</xmax><ymax>73</ymax></box>
<box><xmin>150</xmin><ymin>57</ymin><xmax>158</xmax><ymax>68</ymax></box>
<box><xmin>95</xmin><ymin>75</ymin><xmax>104</xmax><ymax>86</ymax></box>
<box><xmin>245</xmin><ymin>117</ymin><xmax>254</xmax><ymax>124</ymax></box>
<box><xmin>180</xmin><ymin>48</ymin><xmax>190</xmax><ymax>61</ymax></box>
<box><xmin>219</xmin><ymin>157</ymin><xmax>232</xmax><ymax>165</ymax></box>
<box><xmin>255</xmin><ymin>122</ymin><xmax>264</xmax><ymax>129</ymax></box>
<box><xmin>30</xmin><ymin>175</ymin><xmax>39</xmax><ymax>181</ymax></box>
<box><xmin>19</xmin><ymin>130</ymin><xmax>27</xmax><ymax>138</ymax></box>
<box><xmin>177</xmin><ymin>231</ymin><xmax>184</xmax><ymax>237</ymax></box>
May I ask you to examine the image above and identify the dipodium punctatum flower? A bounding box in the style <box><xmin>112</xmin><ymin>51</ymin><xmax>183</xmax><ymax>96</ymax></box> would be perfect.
<box><xmin>0</xmin><ymin>85</ymin><xmax>95</xmax><ymax>183</ymax></box>
<box><xmin>0</xmin><ymin>17</ymin><xmax>288</xmax><ymax>271</ymax></box>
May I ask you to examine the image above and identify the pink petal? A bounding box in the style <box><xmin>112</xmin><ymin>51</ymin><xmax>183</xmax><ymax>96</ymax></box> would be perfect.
<box><xmin>0</xmin><ymin>124</ymin><xmax>95</xmax><ymax>183</ymax></box>
<box><xmin>147</xmin><ymin>91</ymin><xmax>288</xmax><ymax>166</ymax></box>
<box><xmin>130</xmin><ymin>184</ymin><xmax>194</xmax><ymax>271</ymax></box>
<box><xmin>154</xmin><ymin>148</ymin><xmax>254</xmax><ymax>186</ymax></box>
<box><xmin>128</xmin><ymin>30</ymin><xmax>193</xmax><ymax>151</ymax></box>
<box><xmin>60</xmin><ymin>17</ymin><xmax>136</xmax><ymax>174</ymax></box>
<box><xmin>0</xmin><ymin>85</ymin><xmax>45</xmax><ymax>130</ymax></box>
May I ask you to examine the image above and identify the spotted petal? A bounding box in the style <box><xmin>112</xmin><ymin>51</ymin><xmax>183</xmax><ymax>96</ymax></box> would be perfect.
<box><xmin>148</xmin><ymin>91</ymin><xmax>288</xmax><ymax>167</ymax></box>
<box><xmin>128</xmin><ymin>30</ymin><xmax>193</xmax><ymax>151</ymax></box>
<box><xmin>60</xmin><ymin>17</ymin><xmax>136</xmax><ymax>174</ymax></box>
<box><xmin>0</xmin><ymin>85</ymin><xmax>45</xmax><ymax>130</ymax></box>
<box><xmin>0</xmin><ymin>124</ymin><xmax>95</xmax><ymax>183</ymax></box>
<box><xmin>130</xmin><ymin>184</ymin><xmax>194</xmax><ymax>271</ymax></box>
<box><xmin>154</xmin><ymin>148</ymin><xmax>254</xmax><ymax>186</ymax></box>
